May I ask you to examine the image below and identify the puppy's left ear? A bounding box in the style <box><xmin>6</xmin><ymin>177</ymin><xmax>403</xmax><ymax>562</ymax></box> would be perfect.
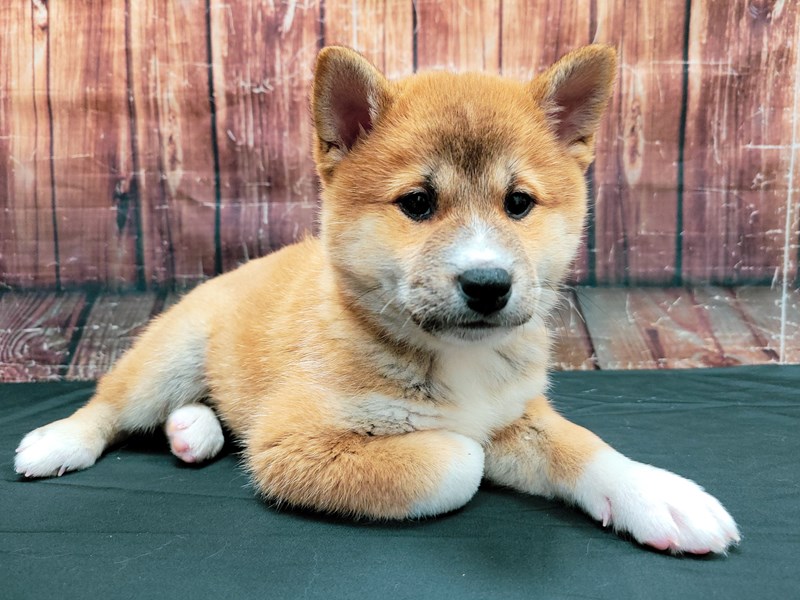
<box><xmin>312</xmin><ymin>46</ymin><xmax>391</xmax><ymax>181</ymax></box>
<box><xmin>531</xmin><ymin>45</ymin><xmax>617</xmax><ymax>170</ymax></box>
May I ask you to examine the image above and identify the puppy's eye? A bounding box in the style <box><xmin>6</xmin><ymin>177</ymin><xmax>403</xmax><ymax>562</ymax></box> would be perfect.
<box><xmin>504</xmin><ymin>191</ymin><xmax>536</xmax><ymax>220</ymax></box>
<box><xmin>396</xmin><ymin>191</ymin><xmax>435</xmax><ymax>222</ymax></box>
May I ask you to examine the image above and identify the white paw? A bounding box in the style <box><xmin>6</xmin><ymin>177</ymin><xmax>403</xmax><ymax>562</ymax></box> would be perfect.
<box><xmin>575</xmin><ymin>450</ymin><xmax>740</xmax><ymax>554</ymax></box>
<box><xmin>165</xmin><ymin>404</ymin><xmax>224</xmax><ymax>464</ymax></box>
<box><xmin>15</xmin><ymin>418</ymin><xmax>105</xmax><ymax>478</ymax></box>
<box><xmin>408</xmin><ymin>432</ymin><xmax>484</xmax><ymax>518</ymax></box>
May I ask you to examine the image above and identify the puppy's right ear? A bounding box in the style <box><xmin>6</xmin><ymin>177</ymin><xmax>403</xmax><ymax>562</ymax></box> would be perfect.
<box><xmin>530</xmin><ymin>44</ymin><xmax>617</xmax><ymax>171</ymax></box>
<box><xmin>312</xmin><ymin>47</ymin><xmax>390</xmax><ymax>181</ymax></box>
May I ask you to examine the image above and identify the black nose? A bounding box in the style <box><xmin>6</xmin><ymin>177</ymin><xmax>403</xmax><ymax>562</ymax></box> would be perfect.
<box><xmin>457</xmin><ymin>268</ymin><xmax>512</xmax><ymax>315</ymax></box>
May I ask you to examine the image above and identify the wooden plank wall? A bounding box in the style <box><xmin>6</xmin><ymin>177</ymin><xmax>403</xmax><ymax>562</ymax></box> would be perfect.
<box><xmin>1</xmin><ymin>0</ymin><xmax>799</xmax><ymax>291</ymax></box>
<box><xmin>683</xmin><ymin>2</ymin><xmax>799</xmax><ymax>285</ymax></box>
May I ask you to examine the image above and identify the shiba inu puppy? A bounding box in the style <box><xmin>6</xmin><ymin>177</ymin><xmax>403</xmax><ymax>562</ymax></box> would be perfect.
<box><xmin>14</xmin><ymin>45</ymin><xmax>739</xmax><ymax>554</ymax></box>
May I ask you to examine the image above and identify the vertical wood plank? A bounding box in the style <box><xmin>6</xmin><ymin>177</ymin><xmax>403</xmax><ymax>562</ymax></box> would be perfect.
<box><xmin>48</xmin><ymin>0</ymin><xmax>139</xmax><ymax>288</ymax></box>
<box><xmin>790</xmin><ymin>15</ymin><xmax>800</xmax><ymax>288</ymax></box>
<box><xmin>0</xmin><ymin>292</ymin><xmax>87</xmax><ymax>381</ymax></box>
<box><xmin>0</xmin><ymin>1</ymin><xmax>57</xmax><ymax>288</ymax></box>
<box><xmin>593</xmin><ymin>0</ymin><xmax>686</xmax><ymax>285</ymax></box>
<box><xmin>792</xmin><ymin>109</ymin><xmax>800</xmax><ymax>289</ymax></box>
<box><xmin>682</xmin><ymin>2</ymin><xmax>799</xmax><ymax>284</ymax></box>
<box><xmin>500</xmin><ymin>0</ymin><xmax>592</xmax><ymax>79</ymax></box>
<box><xmin>415</xmin><ymin>0</ymin><xmax>500</xmax><ymax>71</ymax></box>
<box><xmin>500</xmin><ymin>1</ymin><xmax>593</xmax><ymax>283</ymax></box>
<box><xmin>324</xmin><ymin>0</ymin><xmax>414</xmax><ymax>79</ymax></box>
<box><xmin>66</xmin><ymin>293</ymin><xmax>159</xmax><ymax>380</ymax></box>
<box><xmin>210</xmin><ymin>0</ymin><xmax>322</xmax><ymax>270</ymax></box>
<box><xmin>128</xmin><ymin>0</ymin><xmax>218</xmax><ymax>288</ymax></box>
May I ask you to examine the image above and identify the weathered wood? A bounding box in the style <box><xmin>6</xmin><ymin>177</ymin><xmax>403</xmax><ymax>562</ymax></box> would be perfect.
<box><xmin>66</xmin><ymin>293</ymin><xmax>159</xmax><ymax>380</ymax></box>
<box><xmin>576</xmin><ymin>287</ymin><xmax>656</xmax><ymax>369</ymax></box>
<box><xmin>789</xmin><ymin>32</ymin><xmax>800</xmax><ymax>288</ymax></box>
<box><xmin>735</xmin><ymin>287</ymin><xmax>800</xmax><ymax>364</ymax></box>
<box><xmin>324</xmin><ymin>0</ymin><xmax>414</xmax><ymax>79</ymax></box>
<box><xmin>210</xmin><ymin>0</ymin><xmax>321</xmax><ymax>269</ymax></box>
<box><xmin>0</xmin><ymin>2</ymin><xmax>798</xmax><ymax>292</ymax></box>
<box><xmin>0</xmin><ymin>286</ymin><xmax>796</xmax><ymax>381</ymax></box>
<box><xmin>627</xmin><ymin>288</ymin><xmax>748</xmax><ymax>368</ymax></box>
<box><xmin>415</xmin><ymin>0</ymin><xmax>500</xmax><ymax>71</ymax></box>
<box><xmin>128</xmin><ymin>0</ymin><xmax>218</xmax><ymax>288</ymax></box>
<box><xmin>47</xmin><ymin>0</ymin><xmax>139</xmax><ymax>288</ymax></box>
<box><xmin>500</xmin><ymin>0</ymin><xmax>593</xmax><ymax>79</ymax></box>
<box><xmin>682</xmin><ymin>2</ymin><xmax>799</xmax><ymax>284</ymax></box>
<box><xmin>500</xmin><ymin>1</ymin><xmax>594</xmax><ymax>284</ymax></box>
<box><xmin>548</xmin><ymin>290</ymin><xmax>597</xmax><ymax>371</ymax></box>
<box><xmin>0</xmin><ymin>1</ymin><xmax>57</xmax><ymax>288</ymax></box>
<box><xmin>692</xmin><ymin>286</ymin><xmax>777</xmax><ymax>365</ymax></box>
<box><xmin>577</xmin><ymin>287</ymin><xmax>748</xmax><ymax>370</ymax></box>
<box><xmin>0</xmin><ymin>292</ymin><xmax>86</xmax><ymax>381</ymax></box>
<box><xmin>593</xmin><ymin>0</ymin><xmax>686</xmax><ymax>285</ymax></box>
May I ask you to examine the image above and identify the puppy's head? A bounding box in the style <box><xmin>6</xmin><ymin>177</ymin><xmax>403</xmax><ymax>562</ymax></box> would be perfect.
<box><xmin>312</xmin><ymin>46</ymin><xmax>616</xmax><ymax>345</ymax></box>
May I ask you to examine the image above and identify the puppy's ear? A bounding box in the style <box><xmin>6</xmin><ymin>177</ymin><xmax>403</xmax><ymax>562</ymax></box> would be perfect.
<box><xmin>312</xmin><ymin>46</ymin><xmax>390</xmax><ymax>180</ymax></box>
<box><xmin>531</xmin><ymin>45</ymin><xmax>617</xmax><ymax>170</ymax></box>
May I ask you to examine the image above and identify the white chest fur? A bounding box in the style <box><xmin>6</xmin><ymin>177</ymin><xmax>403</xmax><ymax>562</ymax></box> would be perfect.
<box><xmin>432</xmin><ymin>344</ymin><xmax>547</xmax><ymax>441</ymax></box>
<box><xmin>348</xmin><ymin>339</ymin><xmax>548</xmax><ymax>444</ymax></box>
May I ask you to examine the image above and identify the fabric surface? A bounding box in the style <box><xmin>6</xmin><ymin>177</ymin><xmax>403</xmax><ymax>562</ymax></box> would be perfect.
<box><xmin>1</xmin><ymin>366</ymin><xmax>798</xmax><ymax>599</ymax></box>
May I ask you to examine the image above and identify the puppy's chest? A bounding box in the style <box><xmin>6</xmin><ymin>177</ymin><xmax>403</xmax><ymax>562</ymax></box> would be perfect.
<box><xmin>348</xmin><ymin>345</ymin><xmax>546</xmax><ymax>443</ymax></box>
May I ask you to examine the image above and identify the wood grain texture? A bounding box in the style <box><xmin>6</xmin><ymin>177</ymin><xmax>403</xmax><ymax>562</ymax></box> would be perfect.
<box><xmin>66</xmin><ymin>293</ymin><xmax>159</xmax><ymax>380</ymax></box>
<box><xmin>576</xmin><ymin>287</ymin><xmax>762</xmax><ymax>370</ymax></box>
<box><xmin>128</xmin><ymin>0</ymin><xmax>218</xmax><ymax>287</ymax></box>
<box><xmin>500</xmin><ymin>0</ymin><xmax>594</xmax><ymax>283</ymax></box>
<box><xmin>576</xmin><ymin>287</ymin><xmax>656</xmax><ymax>369</ymax></box>
<box><xmin>692</xmin><ymin>286</ymin><xmax>778</xmax><ymax>365</ymax></box>
<box><xmin>682</xmin><ymin>1</ymin><xmax>800</xmax><ymax>284</ymax></box>
<box><xmin>548</xmin><ymin>290</ymin><xmax>597</xmax><ymax>370</ymax></box>
<box><xmin>791</xmin><ymin>24</ymin><xmax>800</xmax><ymax>288</ymax></box>
<box><xmin>793</xmin><ymin>141</ymin><xmax>800</xmax><ymax>290</ymax></box>
<box><xmin>415</xmin><ymin>0</ymin><xmax>500</xmax><ymax>71</ymax></box>
<box><xmin>500</xmin><ymin>0</ymin><xmax>592</xmax><ymax>79</ymax></box>
<box><xmin>210</xmin><ymin>0</ymin><xmax>321</xmax><ymax>269</ymax></box>
<box><xmin>593</xmin><ymin>0</ymin><xmax>686</xmax><ymax>285</ymax></box>
<box><xmin>324</xmin><ymin>0</ymin><xmax>414</xmax><ymax>79</ymax></box>
<box><xmin>0</xmin><ymin>1</ymin><xmax>57</xmax><ymax>287</ymax></box>
<box><xmin>735</xmin><ymin>286</ymin><xmax>800</xmax><ymax>364</ymax></box>
<box><xmin>0</xmin><ymin>292</ymin><xmax>86</xmax><ymax>381</ymax></box>
<box><xmin>1</xmin><ymin>1</ymin><xmax>798</xmax><ymax>292</ymax></box>
<box><xmin>47</xmin><ymin>0</ymin><xmax>139</xmax><ymax>288</ymax></box>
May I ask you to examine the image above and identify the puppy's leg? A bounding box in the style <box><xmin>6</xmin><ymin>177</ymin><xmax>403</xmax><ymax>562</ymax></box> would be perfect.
<box><xmin>15</xmin><ymin>304</ymin><xmax>211</xmax><ymax>478</ymax></box>
<box><xmin>247</xmin><ymin>422</ymin><xmax>484</xmax><ymax>519</ymax></box>
<box><xmin>484</xmin><ymin>396</ymin><xmax>740</xmax><ymax>554</ymax></box>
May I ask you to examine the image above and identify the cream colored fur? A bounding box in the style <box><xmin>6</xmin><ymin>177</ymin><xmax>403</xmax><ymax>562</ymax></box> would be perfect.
<box><xmin>14</xmin><ymin>45</ymin><xmax>739</xmax><ymax>554</ymax></box>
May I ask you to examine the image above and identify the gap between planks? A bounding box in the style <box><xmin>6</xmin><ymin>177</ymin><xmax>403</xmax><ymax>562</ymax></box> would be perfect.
<box><xmin>575</xmin><ymin>287</ymin><xmax>791</xmax><ymax>370</ymax></box>
<box><xmin>0</xmin><ymin>287</ymin><xmax>797</xmax><ymax>382</ymax></box>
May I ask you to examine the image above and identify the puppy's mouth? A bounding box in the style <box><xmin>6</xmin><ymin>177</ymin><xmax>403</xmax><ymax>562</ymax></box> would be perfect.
<box><xmin>411</xmin><ymin>313</ymin><xmax>530</xmax><ymax>336</ymax></box>
<box><xmin>458</xmin><ymin>320</ymin><xmax>500</xmax><ymax>330</ymax></box>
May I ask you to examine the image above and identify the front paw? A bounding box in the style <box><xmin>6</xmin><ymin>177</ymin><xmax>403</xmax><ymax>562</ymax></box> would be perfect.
<box><xmin>15</xmin><ymin>418</ymin><xmax>105</xmax><ymax>478</ymax></box>
<box><xmin>575</xmin><ymin>450</ymin><xmax>740</xmax><ymax>554</ymax></box>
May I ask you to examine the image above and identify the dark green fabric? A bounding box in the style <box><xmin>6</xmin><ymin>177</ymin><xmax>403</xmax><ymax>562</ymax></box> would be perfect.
<box><xmin>2</xmin><ymin>366</ymin><xmax>798</xmax><ymax>599</ymax></box>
